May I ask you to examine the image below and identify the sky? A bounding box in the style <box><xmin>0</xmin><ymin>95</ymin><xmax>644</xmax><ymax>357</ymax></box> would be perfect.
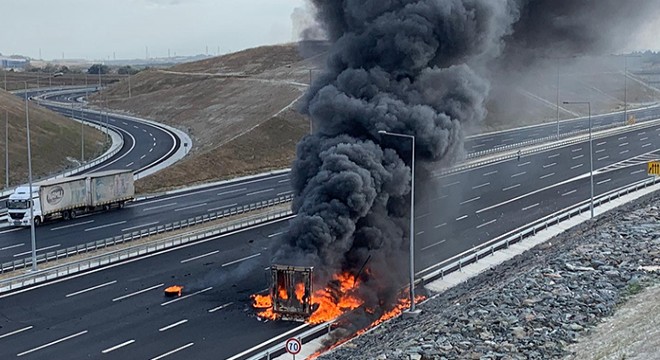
<box><xmin>1</xmin><ymin>0</ymin><xmax>658</xmax><ymax>61</ymax></box>
<box><xmin>0</xmin><ymin>0</ymin><xmax>307</xmax><ymax>60</ymax></box>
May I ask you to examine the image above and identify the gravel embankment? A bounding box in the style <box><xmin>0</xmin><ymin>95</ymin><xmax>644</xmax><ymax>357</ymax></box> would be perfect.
<box><xmin>320</xmin><ymin>193</ymin><xmax>660</xmax><ymax>360</ymax></box>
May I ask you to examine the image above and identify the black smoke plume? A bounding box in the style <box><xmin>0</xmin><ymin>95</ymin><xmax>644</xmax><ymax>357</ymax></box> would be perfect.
<box><xmin>275</xmin><ymin>0</ymin><xmax>660</xmax><ymax>328</ymax></box>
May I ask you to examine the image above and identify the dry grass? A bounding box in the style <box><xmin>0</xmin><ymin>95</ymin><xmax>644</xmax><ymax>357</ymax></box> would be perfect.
<box><xmin>0</xmin><ymin>89</ymin><xmax>106</xmax><ymax>187</ymax></box>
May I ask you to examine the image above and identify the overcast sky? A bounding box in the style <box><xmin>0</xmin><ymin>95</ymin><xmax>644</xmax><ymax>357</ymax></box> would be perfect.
<box><xmin>1</xmin><ymin>0</ymin><xmax>658</xmax><ymax>61</ymax></box>
<box><xmin>0</xmin><ymin>0</ymin><xmax>306</xmax><ymax>60</ymax></box>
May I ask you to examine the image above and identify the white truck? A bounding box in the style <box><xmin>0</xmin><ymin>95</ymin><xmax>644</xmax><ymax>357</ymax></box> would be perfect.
<box><xmin>6</xmin><ymin>169</ymin><xmax>134</xmax><ymax>226</ymax></box>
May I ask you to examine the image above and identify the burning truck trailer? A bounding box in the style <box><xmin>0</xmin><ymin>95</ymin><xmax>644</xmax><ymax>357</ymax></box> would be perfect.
<box><xmin>267</xmin><ymin>265</ymin><xmax>316</xmax><ymax>322</ymax></box>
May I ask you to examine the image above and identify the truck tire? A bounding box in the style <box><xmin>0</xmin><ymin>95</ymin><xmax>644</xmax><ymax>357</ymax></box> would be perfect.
<box><xmin>34</xmin><ymin>217</ymin><xmax>42</xmax><ymax>226</ymax></box>
<box><xmin>103</xmin><ymin>204</ymin><xmax>111</xmax><ymax>211</ymax></box>
<box><xmin>62</xmin><ymin>211</ymin><xmax>71</xmax><ymax>221</ymax></box>
<box><xmin>70</xmin><ymin>210</ymin><xmax>77</xmax><ymax>219</ymax></box>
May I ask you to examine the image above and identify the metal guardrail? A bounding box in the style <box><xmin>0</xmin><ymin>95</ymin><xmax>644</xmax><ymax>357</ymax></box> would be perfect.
<box><xmin>440</xmin><ymin>117</ymin><xmax>660</xmax><ymax>177</ymax></box>
<box><xmin>0</xmin><ymin>204</ymin><xmax>293</xmax><ymax>292</ymax></box>
<box><xmin>0</xmin><ymin>194</ymin><xmax>293</xmax><ymax>274</ymax></box>
<box><xmin>242</xmin><ymin>174</ymin><xmax>660</xmax><ymax>360</ymax></box>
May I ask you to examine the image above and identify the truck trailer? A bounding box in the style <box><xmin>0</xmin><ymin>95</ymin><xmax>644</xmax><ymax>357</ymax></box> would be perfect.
<box><xmin>6</xmin><ymin>169</ymin><xmax>134</xmax><ymax>226</ymax></box>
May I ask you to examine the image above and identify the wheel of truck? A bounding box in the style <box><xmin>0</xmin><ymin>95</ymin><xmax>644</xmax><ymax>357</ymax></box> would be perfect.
<box><xmin>118</xmin><ymin>202</ymin><xmax>125</xmax><ymax>209</ymax></box>
<box><xmin>70</xmin><ymin>210</ymin><xmax>77</xmax><ymax>219</ymax></box>
<box><xmin>62</xmin><ymin>211</ymin><xmax>71</xmax><ymax>221</ymax></box>
<box><xmin>103</xmin><ymin>204</ymin><xmax>111</xmax><ymax>211</ymax></box>
<box><xmin>33</xmin><ymin>217</ymin><xmax>42</xmax><ymax>226</ymax></box>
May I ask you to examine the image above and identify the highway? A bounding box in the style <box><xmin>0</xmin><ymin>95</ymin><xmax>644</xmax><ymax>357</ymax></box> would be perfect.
<box><xmin>0</xmin><ymin>113</ymin><xmax>658</xmax><ymax>358</ymax></box>
<box><xmin>1</xmin><ymin>88</ymin><xmax>659</xmax><ymax>266</ymax></box>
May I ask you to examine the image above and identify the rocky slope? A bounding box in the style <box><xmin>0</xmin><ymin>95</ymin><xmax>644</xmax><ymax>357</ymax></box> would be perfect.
<box><xmin>320</xmin><ymin>193</ymin><xmax>660</xmax><ymax>360</ymax></box>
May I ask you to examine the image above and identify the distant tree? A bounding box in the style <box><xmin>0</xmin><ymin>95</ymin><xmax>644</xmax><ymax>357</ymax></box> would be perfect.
<box><xmin>117</xmin><ymin>65</ymin><xmax>139</xmax><ymax>75</ymax></box>
<box><xmin>87</xmin><ymin>64</ymin><xmax>110</xmax><ymax>75</ymax></box>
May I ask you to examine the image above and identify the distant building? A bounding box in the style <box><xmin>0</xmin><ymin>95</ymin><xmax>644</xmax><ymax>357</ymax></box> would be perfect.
<box><xmin>0</xmin><ymin>57</ymin><xmax>28</xmax><ymax>70</ymax></box>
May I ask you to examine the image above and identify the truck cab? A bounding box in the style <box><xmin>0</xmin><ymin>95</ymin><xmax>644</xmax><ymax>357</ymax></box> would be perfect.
<box><xmin>6</xmin><ymin>186</ymin><xmax>43</xmax><ymax>226</ymax></box>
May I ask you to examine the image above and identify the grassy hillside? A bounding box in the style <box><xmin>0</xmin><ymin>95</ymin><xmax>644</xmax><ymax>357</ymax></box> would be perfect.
<box><xmin>92</xmin><ymin>44</ymin><xmax>660</xmax><ymax>193</ymax></box>
<box><xmin>0</xmin><ymin>89</ymin><xmax>106</xmax><ymax>188</ymax></box>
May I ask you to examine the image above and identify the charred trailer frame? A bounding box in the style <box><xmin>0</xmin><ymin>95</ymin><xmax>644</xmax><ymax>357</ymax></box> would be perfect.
<box><xmin>270</xmin><ymin>265</ymin><xmax>314</xmax><ymax>322</ymax></box>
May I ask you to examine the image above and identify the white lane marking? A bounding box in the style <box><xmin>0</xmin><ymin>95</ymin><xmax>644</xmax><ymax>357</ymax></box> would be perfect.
<box><xmin>140</xmin><ymin>155</ymin><xmax>146</xmax><ymax>159</ymax></box>
<box><xmin>159</xmin><ymin>319</ymin><xmax>188</xmax><ymax>332</ymax></box>
<box><xmin>543</xmin><ymin>163</ymin><xmax>557</xmax><ymax>169</ymax></box>
<box><xmin>278</xmin><ymin>179</ymin><xmax>290</xmax><ymax>183</ymax></box>
<box><xmin>597</xmin><ymin>156</ymin><xmax>610</xmax><ymax>161</ymax></box>
<box><xmin>153</xmin><ymin>142</ymin><xmax>156</xmax><ymax>147</ymax></box>
<box><xmin>217</xmin><ymin>188</ymin><xmax>247</xmax><ymax>196</ymax></box>
<box><xmin>502</xmin><ymin>184</ymin><xmax>520</xmax><ymax>192</ymax></box>
<box><xmin>511</xmin><ymin>172</ymin><xmax>526</xmax><ymax>178</ymax></box>
<box><xmin>126</xmin><ymin>162</ymin><xmax>134</xmax><ymax>167</ymax></box>
<box><xmin>562</xmin><ymin>190</ymin><xmax>577</xmax><ymax>197</ymax></box>
<box><xmin>595</xmin><ymin>149</ymin><xmax>606</xmax><ymax>154</ymax></box>
<box><xmin>421</xmin><ymin>239</ymin><xmax>446</xmax><ymax>251</ymax></box>
<box><xmin>133</xmin><ymin>125</ymin><xmax>139</xmax><ymax>129</ymax></box>
<box><xmin>456</xmin><ymin>215</ymin><xmax>468</xmax><ymax>221</ymax></box>
<box><xmin>572</xmin><ymin>148</ymin><xmax>582</xmax><ymax>152</ymax></box>
<box><xmin>482</xmin><ymin>170</ymin><xmax>498</xmax><ymax>176</ymax></box>
<box><xmin>16</xmin><ymin>330</ymin><xmax>88</xmax><ymax>357</ymax></box>
<box><xmin>522</xmin><ymin>203</ymin><xmax>539</xmax><ymax>211</ymax></box>
<box><xmin>112</xmin><ymin>283</ymin><xmax>164</xmax><ymax>302</ymax></box>
<box><xmin>618</xmin><ymin>136</ymin><xmax>627</xmax><ymax>140</ymax></box>
<box><xmin>66</xmin><ymin>280</ymin><xmax>117</xmax><ymax>298</ymax></box>
<box><xmin>540</xmin><ymin>173</ymin><xmax>555</xmax><ymax>179</ymax></box>
<box><xmin>476</xmin><ymin>219</ymin><xmax>497</xmax><ymax>229</ymax></box>
<box><xmin>51</xmin><ymin>220</ymin><xmax>95</xmax><ymax>231</ymax></box>
<box><xmin>442</xmin><ymin>181</ymin><xmax>460</xmax><ymax>188</ymax></box>
<box><xmin>149</xmin><ymin>132</ymin><xmax>153</xmax><ymax>137</ymax></box>
<box><xmin>571</xmin><ymin>164</ymin><xmax>584</xmax><ymax>170</ymax></box>
<box><xmin>208</xmin><ymin>203</ymin><xmax>238</xmax><ymax>212</ymax></box>
<box><xmin>122</xmin><ymin>221</ymin><xmax>160</xmax><ymax>232</ymax></box>
<box><xmin>0</xmin><ymin>243</ymin><xmax>25</xmax><ymax>251</ymax></box>
<box><xmin>597</xmin><ymin>179</ymin><xmax>612</xmax><ymax>185</ymax></box>
<box><xmin>151</xmin><ymin>343</ymin><xmax>195</xmax><ymax>360</ymax></box>
<box><xmin>84</xmin><ymin>221</ymin><xmax>127</xmax><ymax>232</ymax></box>
<box><xmin>246</xmin><ymin>188</ymin><xmax>274</xmax><ymax>196</ymax></box>
<box><xmin>14</xmin><ymin>244</ymin><xmax>61</xmax><ymax>257</ymax></box>
<box><xmin>434</xmin><ymin>223</ymin><xmax>447</xmax><ymax>229</ymax></box>
<box><xmin>180</xmin><ymin>250</ymin><xmax>220</xmax><ymax>264</ymax></box>
<box><xmin>161</xmin><ymin>287</ymin><xmax>213</xmax><ymax>306</ymax></box>
<box><xmin>268</xmin><ymin>232</ymin><xmax>283</xmax><ymax>238</ymax></box>
<box><xmin>472</xmin><ymin>143</ymin><xmax>486</xmax><ymax>149</ymax></box>
<box><xmin>174</xmin><ymin>203</ymin><xmax>208</xmax><ymax>212</ymax></box>
<box><xmin>460</xmin><ymin>197</ymin><xmax>480</xmax><ymax>205</ymax></box>
<box><xmin>640</xmin><ymin>137</ymin><xmax>648</xmax><ymax>141</ymax></box>
<box><xmin>572</xmin><ymin>155</ymin><xmax>584</xmax><ymax>160</ymax></box>
<box><xmin>149</xmin><ymin>148</ymin><xmax>153</xmax><ymax>152</ymax></box>
<box><xmin>547</xmin><ymin>153</ymin><xmax>560</xmax><ymax>159</ymax></box>
<box><xmin>415</xmin><ymin>213</ymin><xmax>430</xmax><ymax>220</ymax></box>
<box><xmin>642</xmin><ymin>143</ymin><xmax>652</xmax><ymax>148</ymax></box>
<box><xmin>638</xmin><ymin>131</ymin><xmax>646</xmax><ymax>135</ymax></box>
<box><xmin>222</xmin><ymin>253</ymin><xmax>261</xmax><ymax>267</ymax></box>
<box><xmin>619</xmin><ymin>142</ymin><xmax>629</xmax><ymax>147</ymax></box>
<box><xmin>631</xmin><ymin>169</ymin><xmax>646</xmax><ymax>175</ymax></box>
<box><xmin>517</xmin><ymin>161</ymin><xmax>531</xmax><ymax>167</ymax></box>
<box><xmin>142</xmin><ymin>129</ymin><xmax>147</xmax><ymax>132</ymax></box>
<box><xmin>596</xmin><ymin>141</ymin><xmax>607</xmax><ymax>146</ymax></box>
<box><xmin>416</xmin><ymin>231</ymin><xmax>425</xmax><ymax>235</ymax></box>
<box><xmin>0</xmin><ymin>326</ymin><xmax>33</xmax><ymax>339</ymax></box>
<box><xmin>122</xmin><ymin>122</ymin><xmax>128</xmax><ymax>125</ymax></box>
<box><xmin>143</xmin><ymin>202</ymin><xmax>177</xmax><ymax>212</ymax></box>
<box><xmin>620</xmin><ymin>150</ymin><xmax>629</xmax><ymax>155</ymax></box>
<box><xmin>277</xmin><ymin>191</ymin><xmax>292</xmax><ymax>196</ymax></box>
<box><xmin>102</xmin><ymin>340</ymin><xmax>135</xmax><ymax>354</ymax></box>
<box><xmin>472</xmin><ymin>183</ymin><xmax>490</xmax><ymax>190</ymax></box>
<box><xmin>208</xmin><ymin>302</ymin><xmax>234</xmax><ymax>313</ymax></box>
<box><xmin>0</xmin><ymin>228</ymin><xmax>22</xmax><ymax>234</ymax></box>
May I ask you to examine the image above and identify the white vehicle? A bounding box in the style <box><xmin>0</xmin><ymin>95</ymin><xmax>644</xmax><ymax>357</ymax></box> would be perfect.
<box><xmin>6</xmin><ymin>170</ymin><xmax>134</xmax><ymax>226</ymax></box>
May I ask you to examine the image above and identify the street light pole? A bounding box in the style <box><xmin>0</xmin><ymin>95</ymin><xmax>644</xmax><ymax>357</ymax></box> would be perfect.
<box><xmin>624</xmin><ymin>56</ymin><xmax>628</xmax><ymax>125</ymax></box>
<box><xmin>4</xmin><ymin>108</ymin><xmax>8</xmax><ymax>188</ymax></box>
<box><xmin>378</xmin><ymin>130</ymin><xmax>417</xmax><ymax>312</ymax></box>
<box><xmin>556</xmin><ymin>63</ymin><xmax>560</xmax><ymax>140</ymax></box>
<box><xmin>563</xmin><ymin>101</ymin><xmax>594</xmax><ymax>218</ymax></box>
<box><xmin>24</xmin><ymin>82</ymin><xmax>37</xmax><ymax>271</ymax></box>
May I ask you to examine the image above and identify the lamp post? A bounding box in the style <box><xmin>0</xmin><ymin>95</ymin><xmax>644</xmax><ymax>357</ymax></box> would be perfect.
<box><xmin>563</xmin><ymin>101</ymin><xmax>593</xmax><ymax>218</ymax></box>
<box><xmin>24</xmin><ymin>82</ymin><xmax>37</xmax><ymax>271</ymax></box>
<box><xmin>378</xmin><ymin>130</ymin><xmax>417</xmax><ymax>312</ymax></box>
<box><xmin>4</xmin><ymin>108</ymin><xmax>8</xmax><ymax>188</ymax></box>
